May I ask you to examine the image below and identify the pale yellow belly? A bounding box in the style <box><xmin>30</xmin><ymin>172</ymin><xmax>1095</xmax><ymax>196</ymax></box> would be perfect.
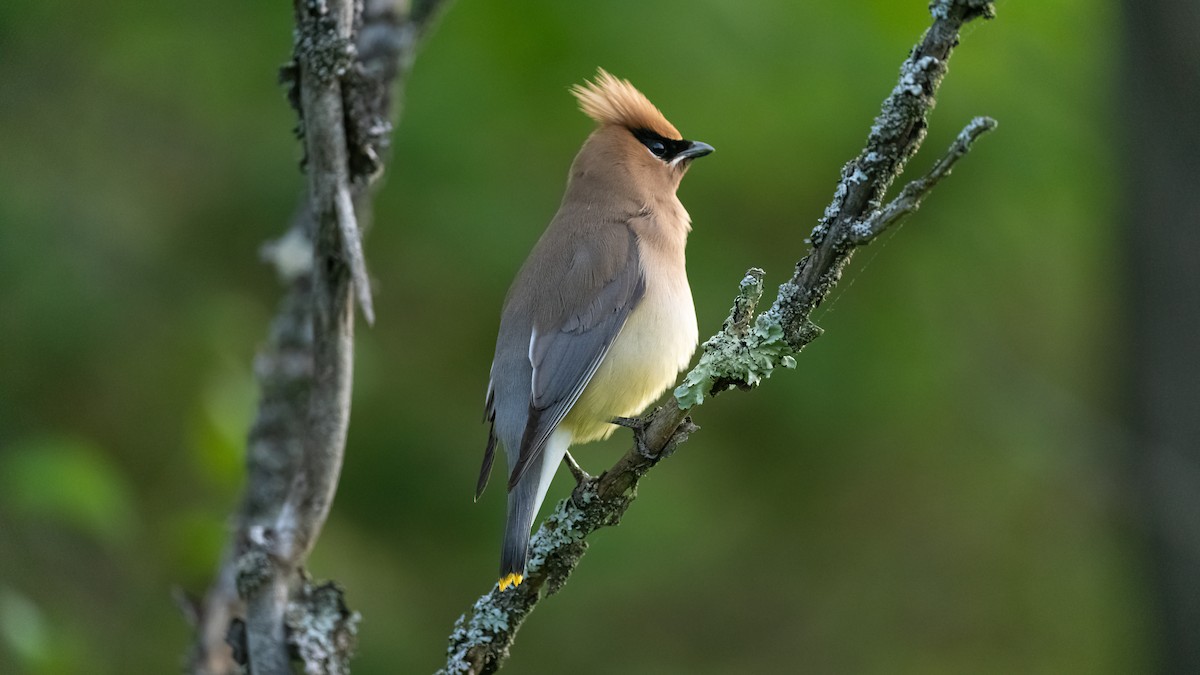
<box><xmin>560</xmin><ymin>279</ymin><xmax>697</xmax><ymax>443</ymax></box>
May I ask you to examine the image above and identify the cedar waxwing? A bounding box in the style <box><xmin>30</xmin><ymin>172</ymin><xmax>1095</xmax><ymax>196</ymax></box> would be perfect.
<box><xmin>476</xmin><ymin>69</ymin><xmax>712</xmax><ymax>591</ymax></box>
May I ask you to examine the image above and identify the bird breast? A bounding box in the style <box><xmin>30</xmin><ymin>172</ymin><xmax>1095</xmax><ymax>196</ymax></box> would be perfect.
<box><xmin>560</xmin><ymin>209</ymin><xmax>698</xmax><ymax>444</ymax></box>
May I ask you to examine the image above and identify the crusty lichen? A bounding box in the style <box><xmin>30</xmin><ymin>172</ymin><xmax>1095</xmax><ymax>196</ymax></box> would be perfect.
<box><xmin>525</xmin><ymin>490</ymin><xmax>592</xmax><ymax>574</ymax></box>
<box><xmin>929</xmin><ymin>0</ymin><xmax>997</xmax><ymax>21</ymax></box>
<box><xmin>674</xmin><ymin>311</ymin><xmax>797</xmax><ymax>408</ymax></box>
<box><xmin>674</xmin><ymin>269</ymin><xmax>798</xmax><ymax>408</ymax></box>
<box><xmin>438</xmin><ymin>485</ymin><xmax>607</xmax><ymax>675</ymax></box>
<box><xmin>286</xmin><ymin>581</ymin><xmax>360</xmax><ymax>675</ymax></box>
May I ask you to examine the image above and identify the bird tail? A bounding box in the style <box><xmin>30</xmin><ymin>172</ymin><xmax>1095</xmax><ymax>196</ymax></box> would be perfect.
<box><xmin>499</xmin><ymin>477</ymin><xmax>536</xmax><ymax>590</ymax></box>
<box><xmin>498</xmin><ymin>428</ymin><xmax>572</xmax><ymax>590</ymax></box>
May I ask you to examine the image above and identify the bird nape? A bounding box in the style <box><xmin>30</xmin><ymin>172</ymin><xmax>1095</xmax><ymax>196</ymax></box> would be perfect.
<box><xmin>477</xmin><ymin>69</ymin><xmax>712</xmax><ymax>590</ymax></box>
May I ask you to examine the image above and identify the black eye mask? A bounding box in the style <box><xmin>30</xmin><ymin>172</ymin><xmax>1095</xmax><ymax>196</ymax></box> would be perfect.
<box><xmin>631</xmin><ymin>128</ymin><xmax>692</xmax><ymax>161</ymax></box>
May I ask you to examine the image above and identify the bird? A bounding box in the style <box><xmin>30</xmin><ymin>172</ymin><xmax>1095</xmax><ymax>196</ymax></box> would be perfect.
<box><xmin>476</xmin><ymin>69</ymin><xmax>712</xmax><ymax>592</ymax></box>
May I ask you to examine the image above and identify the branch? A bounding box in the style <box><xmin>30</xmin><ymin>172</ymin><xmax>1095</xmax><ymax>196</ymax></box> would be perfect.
<box><xmin>185</xmin><ymin>1</ymin><xmax>449</xmax><ymax>673</ymax></box>
<box><xmin>440</xmin><ymin>2</ymin><xmax>997</xmax><ymax>672</ymax></box>
<box><xmin>849</xmin><ymin>115</ymin><xmax>997</xmax><ymax>244</ymax></box>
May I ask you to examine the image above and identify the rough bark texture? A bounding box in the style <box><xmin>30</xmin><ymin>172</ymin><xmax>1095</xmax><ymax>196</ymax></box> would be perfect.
<box><xmin>440</xmin><ymin>2</ymin><xmax>998</xmax><ymax>673</ymax></box>
<box><xmin>1123</xmin><ymin>0</ymin><xmax>1200</xmax><ymax>672</ymax></box>
<box><xmin>185</xmin><ymin>1</ymin><xmax>448</xmax><ymax>672</ymax></box>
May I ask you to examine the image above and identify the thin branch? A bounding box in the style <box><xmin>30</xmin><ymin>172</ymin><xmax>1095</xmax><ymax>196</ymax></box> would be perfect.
<box><xmin>850</xmin><ymin>116</ymin><xmax>998</xmax><ymax>244</ymax></box>
<box><xmin>440</xmin><ymin>1</ymin><xmax>997</xmax><ymax>672</ymax></box>
<box><xmin>186</xmin><ymin>0</ymin><xmax>449</xmax><ymax>672</ymax></box>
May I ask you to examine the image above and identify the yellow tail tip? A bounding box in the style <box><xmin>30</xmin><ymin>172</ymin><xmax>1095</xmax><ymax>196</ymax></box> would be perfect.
<box><xmin>497</xmin><ymin>573</ymin><xmax>524</xmax><ymax>591</ymax></box>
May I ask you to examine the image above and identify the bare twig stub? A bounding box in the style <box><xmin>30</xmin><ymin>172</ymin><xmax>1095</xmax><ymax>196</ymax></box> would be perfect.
<box><xmin>186</xmin><ymin>1</ymin><xmax>448</xmax><ymax>673</ymax></box>
<box><xmin>441</xmin><ymin>2</ymin><xmax>997</xmax><ymax>673</ymax></box>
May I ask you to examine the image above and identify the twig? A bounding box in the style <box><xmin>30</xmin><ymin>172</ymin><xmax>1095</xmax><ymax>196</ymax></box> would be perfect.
<box><xmin>850</xmin><ymin>116</ymin><xmax>997</xmax><ymax>244</ymax></box>
<box><xmin>439</xmin><ymin>2</ymin><xmax>997</xmax><ymax>673</ymax></box>
<box><xmin>186</xmin><ymin>1</ymin><xmax>449</xmax><ymax>673</ymax></box>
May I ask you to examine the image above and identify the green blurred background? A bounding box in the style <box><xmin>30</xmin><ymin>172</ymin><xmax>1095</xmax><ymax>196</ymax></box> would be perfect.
<box><xmin>0</xmin><ymin>0</ymin><xmax>1169</xmax><ymax>672</ymax></box>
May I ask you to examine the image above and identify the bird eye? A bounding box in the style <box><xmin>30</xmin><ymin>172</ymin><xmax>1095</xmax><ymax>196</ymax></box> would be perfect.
<box><xmin>632</xmin><ymin>129</ymin><xmax>674</xmax><ymax>159</ymax></box>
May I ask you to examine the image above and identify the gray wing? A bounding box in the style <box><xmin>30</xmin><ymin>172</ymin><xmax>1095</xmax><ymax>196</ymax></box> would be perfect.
<box><xmin>476</xmin><ymin>383</ymin><xmax>499</xmax><ymax>500</ymax></box>
<box><xmin>506</xmin><ymin>225</ymin><xmax>645</xmax><ymax>489</ymax></box>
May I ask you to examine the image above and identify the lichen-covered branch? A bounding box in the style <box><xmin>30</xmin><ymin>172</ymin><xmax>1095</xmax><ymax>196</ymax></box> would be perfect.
<box><xmin>675</xmin><ymin>268</ymin><xmax>810</xmax><ymax>408</ymax></box>
<box><xmin>849</xmin><ymin>115</ymin><xmax>997</xmax><ymax>244</ymax></box>
<box><xmin>185</xmin><ymin>1</ymin><xmax>449</xmax><ymax>673</ymax></box>
<box><xmin>440</xmin><ymin>2</ymin><xmax>997</xmax><ymax>672</ymax></box>
<box><xmin>439</xmin><ymin>407</ymin><xmax>697</xmax><ymax>675</ymax></box>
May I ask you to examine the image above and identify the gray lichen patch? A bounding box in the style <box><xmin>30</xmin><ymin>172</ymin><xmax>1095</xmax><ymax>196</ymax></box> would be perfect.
<box><xmin>441</xmin><ymin>603</ymin><xmax>502</xmax><ymax>675</ymax></box>
<box><xmin>294</xmin><ymin>10</ymin><xmax>357</xmax><ymax>85</ymax></box>
<box><xmin>235</xmin><ymin>548</ymin><xmax>274</xmax><ymax>599</ymax></box>
<box><xmin>286</xmin><ymin>581</ymin><xmax>360</xmax><ymax>675</ymax></box>
<box><xmin>525</xmin><ymin>494</ymin><xmax>592</xmax><ymax>575</ymax></box>
<box><xmin>930</xmin><ymin>0</ymin><xmax>997</xmax><ymax>21</ymax></box>
<box><xmin>674</xmin><ymin>270</ymin><xmax>800</xmax><ymax>408</ymax></box>
<box><xmin>674</xmin><ymin>310</ymin><xmax>798</xmax><ymax>408</ymax></box>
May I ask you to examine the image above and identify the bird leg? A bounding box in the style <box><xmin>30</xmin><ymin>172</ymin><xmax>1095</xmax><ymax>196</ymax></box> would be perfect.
<box><xmin>562</xmin><ymin>450</ymin><xmax>591</xmax><ymax>484</ymax></box>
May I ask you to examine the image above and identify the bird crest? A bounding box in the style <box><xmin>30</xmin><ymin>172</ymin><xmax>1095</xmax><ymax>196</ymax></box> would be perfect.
<box><xmin>571</xmin><ymin>69</ymin><xmax>681</xmax><ymax>140</ymax></box>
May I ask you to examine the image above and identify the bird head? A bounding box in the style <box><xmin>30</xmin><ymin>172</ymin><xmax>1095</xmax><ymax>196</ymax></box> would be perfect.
<box><xmin>569</xmin><ymin>69</ymin><xmax>713</xmax><ymax>196</ymax></box>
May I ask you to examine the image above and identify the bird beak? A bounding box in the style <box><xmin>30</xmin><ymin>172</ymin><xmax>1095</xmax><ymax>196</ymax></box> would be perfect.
<box><xmin>677</xmin><ymin>140</ymin><xmax>714</xmax><ymax>161</ymax></box>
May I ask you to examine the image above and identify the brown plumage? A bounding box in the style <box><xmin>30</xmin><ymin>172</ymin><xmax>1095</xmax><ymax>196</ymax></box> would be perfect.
<box><xmin>571</xmin><ymin>68</ymin><xmax>681</xmax><ymax>139</ymax></box>
<box><xmin>477</xmin><ymin>69</ymin><xmax>713</xmax><ymax>591</ymax></box>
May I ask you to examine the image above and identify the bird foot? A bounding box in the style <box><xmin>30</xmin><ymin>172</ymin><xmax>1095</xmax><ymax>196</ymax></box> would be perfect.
<box><xmin>613</xmin><ymin>411</ymin><xmax>655</xmax><ymax>457</ymax></box>
<box><xmin>611</xmin><ymin>415</ymin><xmax>646</xmax><ymax>430</ymax></box>
<box><xmin>562</xmin><ymin>450</ymin><xmax>591</xmax><ymax>484</ymax></box>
